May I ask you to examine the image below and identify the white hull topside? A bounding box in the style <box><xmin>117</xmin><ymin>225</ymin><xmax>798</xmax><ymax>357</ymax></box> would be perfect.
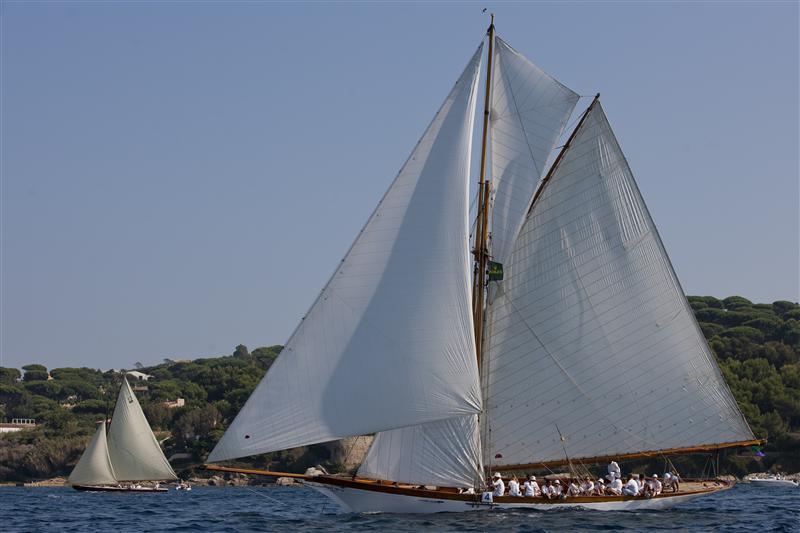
<box><xmin>748</xmin><ymin>479</ymin><xmax>798</xmax><ymax>486</ymax></box>
<box><xmin>307</xmin><ymin>482</ymin><xmax>716</xmax><ymax>513</ymax></box>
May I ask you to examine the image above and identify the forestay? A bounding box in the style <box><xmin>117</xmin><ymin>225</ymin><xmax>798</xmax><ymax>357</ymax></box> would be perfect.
<box><xmin>107</xmin><ymin>378</ymin><xmax>178</xmax><ymax>481</ymax></box>
<box><xmin>68</xmin><ymin>421</ymin><xmax>117</xmax><ymax>487</ymax></box>
<box><xmin>483</xmin><ymin>102</ymin><xmax>754</xmax><ymax>467</ymax></box>
<box><xmin>208</xmin><ymin>45</ymin><xmax>484</xmax><ymax>463</ymax></box>
<box><xmin>489</xmin><ymin>36</ymin><xmax>579</xmax><ymax>265</ymax></box>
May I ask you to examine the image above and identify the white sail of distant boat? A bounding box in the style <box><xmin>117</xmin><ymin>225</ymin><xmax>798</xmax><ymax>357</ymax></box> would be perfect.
<box><xmin>69</xmin><ymin>377</ymin><xmax>176</xmax><ymax>491</ymax></box>
<box><xmin>206</xmin><ymin>17</ymin><xmax>761</xmax><ymax>513</ymax></box>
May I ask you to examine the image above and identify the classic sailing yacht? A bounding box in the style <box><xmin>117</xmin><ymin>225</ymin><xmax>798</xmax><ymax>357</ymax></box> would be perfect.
<box><xmin>69</xmin><ymin>377</ymin><xmax>177</xmax><ymax>492</ymax></box>
<box><xmin>206</xmin><ymin>19</ymin><xmax>761</xmax><ymax>512</ymax></box>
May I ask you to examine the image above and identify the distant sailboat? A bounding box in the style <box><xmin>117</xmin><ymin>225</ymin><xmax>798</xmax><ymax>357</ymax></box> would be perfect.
<box><xmin>206</xmin><ymin>18</ymin><xmax>761</xmax><ymax>512</ymax></box>
<box><xmin>69</xmin><ymin>377</ymin><xmax>177</xmax><ymax>492</ymax></box>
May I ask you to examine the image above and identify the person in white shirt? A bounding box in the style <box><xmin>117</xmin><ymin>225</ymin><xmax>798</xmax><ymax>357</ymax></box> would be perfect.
<box><xmin>608</xmin><ymin>460</ymin><xmax>621</xmax><ymax>480</ymax></box>
<box><xmin>567</xmin><ymin>480</ymin><xmax>582</xmax><ymax>497</ymax></box>
<box><xmin>491</xmin><ymin>472</ymin><xmax>505</xmax><ymax>497</ymax></box>
<box><xmin>508</xmin><ymin>475</ymin><xmax>521</xmax><ymax>497</ymax></box>
<box><xmin>622</xmin><ymin>475</ymin><xmax>640</xmax><ymax>496</ymax></box>
<box><xmin>649</xmin><ymin>474</ymin><xmax>662</xmax><ymax>496</ymax></box>
<box><xmin>552</xmin><ymin>479</ymin><xmax>563</xmax><ymax>498</ymax></box>
<box><xmin>594</xmin><ymin>478</ymin><xmax>606</xmax><ymax>495</ymax></box>
<box><xmin>608</xmin><ymin>476</ymin><xmax>623</xmax><ymax>495</ymax></box>
<box><xmin>580</xmin><ymin>476</ymin><xmax>595</xmax><ymax>495</ymax></box>
<box><xmin>541</xmin><ymin>480</ymin><xmax>553</xmax><ymax>499</ymax></box>
<box><xmin>523</xmin><ymin>475</ymin><xmax>540</xmax><ymax>497</ymax></box>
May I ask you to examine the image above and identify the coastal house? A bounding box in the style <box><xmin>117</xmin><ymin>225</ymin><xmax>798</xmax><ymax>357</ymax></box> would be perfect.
<box><xmin>125</xmin><ymin>370</ymin><xmax>153</xmax><ymax>381</ymax></box>
<box><xmin>162</xmin><ymin>398</ymin><xmax>185</xmax><ymax>409</ymax></box>
<box><xmin>0</xmin><ymin>418</ymin><xmax>36</xmax><ymax>433</ymax></box>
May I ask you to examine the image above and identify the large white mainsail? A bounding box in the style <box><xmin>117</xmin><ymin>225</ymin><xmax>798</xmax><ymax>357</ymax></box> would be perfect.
<box><xmin>107</xmin><ymin>378</ymin><xmax>177</xmax><ymax>481</ymax></box>
<box><xmin>482</xmin><ymin>101</ymin><xmax>755</xmax><ymax>468</ymax></box>
<box><xmin>208</xmin><ymin>45</ymin><xmax>484</xmax><ymax>463</ymax></box>
<box><xmin>68</xmin><ymin>421</ymin><xmax>117</xmax><ymax>487</ymax></box>
<box><xmin>488</xmin><ymin>36</ymin><xmax>579</xmax><ymax>265</ymax></box>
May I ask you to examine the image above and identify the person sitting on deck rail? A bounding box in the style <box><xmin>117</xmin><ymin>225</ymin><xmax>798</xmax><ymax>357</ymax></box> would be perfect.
<box><xmin>594</xmin><ymin>478</ymin><xmax>606</xmax><ymax>495</ymax></box>
<box><xmin>608</xmin><ymin>475</ymin><xmax>623</xmax><ymax>495</ymax></box>
<box><xmin>541</xmin><ymin>480</ymin><xmax>553</xmax><ymax>499</ymax></box>
<box><xmin>580</xmin><ymin>476</ymin><xmax>595</xmax><ymax>495</ymax></box>
<box><xmin>523</xmin><ymin>475</ymin><xmax>540</xmax><ymax>497</ymax></box>
<box><xmin>508</xmin><ymin>475</ymin><xmax>521</xmax><ymax>497</ymax></box>
<box><xmin>567</xmin><ymin>480</ymin><xmax>582</xmax><ymax>497</ymax></box>
<box><xmin>649</xmin><ymin>474</ymin><xmax>662</xmax><ymax>496</ymax></box>
<box><xmin>622</xmin><ymin>475</ymin><xmax>640</xmax><ymax>496</ymax></box>
<box><xmin>491</xmin><ymin>472</ymin><xmax>505</xmax><ymax>497</ymax></box>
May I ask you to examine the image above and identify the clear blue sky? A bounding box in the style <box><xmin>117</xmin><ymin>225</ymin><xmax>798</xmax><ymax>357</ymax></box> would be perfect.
<box><xmin>2</xmin><ymin>2</ymin><xmax>797</xmax><ymax>370</ymax></box>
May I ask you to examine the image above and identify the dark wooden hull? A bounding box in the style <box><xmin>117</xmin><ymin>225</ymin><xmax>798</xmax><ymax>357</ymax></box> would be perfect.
<box><xmin>72</xmin><ymin>484</ymin><xmax>168</xmax><ymax>493</ymax></box>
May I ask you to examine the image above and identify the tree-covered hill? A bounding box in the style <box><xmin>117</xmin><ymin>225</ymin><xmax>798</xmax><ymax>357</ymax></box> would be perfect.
<box><xmin>0</xmin><ymin>296</ymin><xmax>798</xmax><ymax>482</ymax></box>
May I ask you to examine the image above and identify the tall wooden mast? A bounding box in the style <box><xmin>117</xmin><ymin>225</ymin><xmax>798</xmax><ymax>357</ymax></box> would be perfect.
<box><xmin>472</xmin><ymin>15</ymin><xmax>495</xmax><ymax>371</ymax></box>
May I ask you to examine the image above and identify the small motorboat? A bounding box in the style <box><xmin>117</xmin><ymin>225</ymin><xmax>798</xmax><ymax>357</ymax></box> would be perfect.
<box><xmin>748</xmin><ymin>475</ymin><xmax>798</xmax><ymax>487</ymax></box>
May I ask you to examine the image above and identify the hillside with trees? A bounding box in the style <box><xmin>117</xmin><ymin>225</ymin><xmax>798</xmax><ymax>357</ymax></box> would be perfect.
<box><xmin>1</xmin><ymin>296</ymin><xmax>798</xmax><ymax>482</ymax></box>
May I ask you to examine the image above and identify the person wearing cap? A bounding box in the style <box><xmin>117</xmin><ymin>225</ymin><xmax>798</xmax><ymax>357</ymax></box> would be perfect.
<box><xmin>622</xmin><ymin>475</ymin><xmax>640</xmax><ymax>496</ymax></box>
<box><xmin>508</xmin><ymin>475</ymin><xmax>521</xmax><ymax>497</ymax></box>
<box><xmin>552</xmin><ymin>479</ymin><xmax>563</xmax><ymax>498</ymax></box>
<box><xmin>594</xmin><ymin>478</ymin><xmax>606</xmax><ymax>495</ymax></box>
<box><xmin>523</xmin><ymin>475</ymin><xmax>540</xmax><ymax>497</ymax></box>
<box><xmin>491</xmin><ymin>472</ymin><xmax>505</xmax><ymax>497</ymax></box>
<box><xmin>649</xmin><ymin>474</ymin><xmax>662</xmax><ymax>496</ymax></box>
<box><xmin>580</xmin><ymin>476</ymin><xmax>594</xmax><ymax>495</ymax></box>
<box><xmin>664</xmin><ymin>472</ymin><xmax>679</xmax><ymax>492</ymax></box>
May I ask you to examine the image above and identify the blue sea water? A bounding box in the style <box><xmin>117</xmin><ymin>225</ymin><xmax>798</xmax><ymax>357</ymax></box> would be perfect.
<box><xmin>1</xmin><ymin>483</ymin><xmax>797</xmax><ymax>532</ymax></box>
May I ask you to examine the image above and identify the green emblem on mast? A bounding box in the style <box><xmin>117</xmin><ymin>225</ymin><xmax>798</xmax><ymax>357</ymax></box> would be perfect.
<box><xmin>487</xmin><ymin>261</ymin><xmax>504</xmax><ymax>281</ymax></box>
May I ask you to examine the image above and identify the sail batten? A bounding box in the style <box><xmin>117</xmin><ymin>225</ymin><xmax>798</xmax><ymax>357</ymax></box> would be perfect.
<box><xmin>482</xmin><ymin>102</ymin><xmax>754</xmax><ymax>468</ymax></box>
<box><xmin>208</xmin><ymin>45</ymin><xmax>484</xmax><ymax>463</ymax></box>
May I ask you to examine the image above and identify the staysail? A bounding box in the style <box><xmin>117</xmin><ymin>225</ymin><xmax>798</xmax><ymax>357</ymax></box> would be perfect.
<box><xmin>107</xmin><ymin>378</ymin><xmax>177</xmax><ymax>481</ymax></box>
<box><xmin>488</xmin><ymin>36</ymin><xmax>579</xmax><ymax>265</ymax></box>
<box><xmin>482</xmin><ymin>101</ymin><xmax>755</xmax><ymax>468</ymax></box>
<box><xmin>68</xmin><ymin>421</ymin><xmax>117</xmax><ymax>486</ymax></box>
<box><xmin>208</xmin><ymin>45</ymin><xmax>484</xmax><ymax>463</ymax></box>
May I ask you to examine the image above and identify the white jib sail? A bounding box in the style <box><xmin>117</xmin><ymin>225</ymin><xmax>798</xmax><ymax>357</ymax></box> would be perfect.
<box><xmin>483</xmin><ymin>102</ymin><xmax>755</xmax><ymax>467</ymax></box>
<box><xmin>489</xmin><ymin>36</ymin><xmax>579</xmax><ymax>265</ymax></box>
<box><xmin>208</xmin><ymin>45</ymin><xmax>484</xmax><ymax>463</ymax></box>
<box><xmin>68</xmin><ymin>421</ymin><xmax>117</xmax><ymax>486</ymax></box>
<box><xmin>107</xmin><ymin>378</ymin><xmax>177</xmax><ymax>481</ymax></box>
<box><xmin>358</xmin><ymin>414</ymin><xmax>482</xmax><ymax>488</ymax></box>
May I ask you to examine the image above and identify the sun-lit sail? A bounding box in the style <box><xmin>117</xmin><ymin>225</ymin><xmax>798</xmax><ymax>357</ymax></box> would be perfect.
<box><xmin>107</xmin><ymin>378</ymin><xmax>177</xmax><ymax>481</ymax></box>
<box><xmin>208</xmin><ymin>45</ymin><xmax>484</xmax><ymax>463</ymax></box>
<box><xmin>488</xmin><ymin>36</ymin><xmax>579</xmax><ymax>266</ymax></box>
<box><xmin>482</xmin><ymin>102</ymin><xmax>755</xmax><ymax>468</ymax></box>
<box><xmin>67</xmin><ymin>421</ymin><xmax>117</xmax><ymax>487</ymax></box>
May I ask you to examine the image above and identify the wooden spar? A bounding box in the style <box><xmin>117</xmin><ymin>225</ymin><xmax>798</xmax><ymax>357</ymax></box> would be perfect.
<box><xmin>527</xmin><ymin>93</ymin><xmax>600</xmax><ymax>215</ymax></box>
<box><xmin>492</xmin><ymin>438</ymin><xmax>766</xmax><ymax>472</ymax></box>
<box><xmin>204</xmin><ymin>464</ymin><xmax>311</xmax><ymax>480</ymax></box>
<box><xmin>472</xmin><ymin>14</ymin><xmax>495</xmax><ymax>372</ymax></box>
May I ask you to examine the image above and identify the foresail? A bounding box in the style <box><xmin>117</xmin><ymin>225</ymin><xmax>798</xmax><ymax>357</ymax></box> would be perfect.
<box><xmin>68</xmin><ymin>421</ymin><xmax>117</xmax><ymax>486</ymax></box>
<box><xmin>107</xmin><ymin>378</ymin><xmax>178</xmax><ymax>481</ymax></box>
<box><xmin>358</xmin><ymin>415</ymin><xmax>482</xmax><ymax>488</ymax></box>
<box><xmin>208</xmin><ymin>45</ymin><xmax>484</xmax><ymax>463</ymax></box>
<box><xmin>483</xmin><ymin>102</ymin><xmax>754</xmax><ymax>468</ymax></box>
<box><xmin>489</xmin><ymin>36</ymin><xmax>579</xmax><ymax>265</ymax></box>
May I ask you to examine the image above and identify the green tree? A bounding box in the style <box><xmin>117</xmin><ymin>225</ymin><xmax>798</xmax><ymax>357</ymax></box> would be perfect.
<box><xmin>22</xmin><ymin>364</ymin><xmax>48</xmax><ymax>382</ymax></box>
